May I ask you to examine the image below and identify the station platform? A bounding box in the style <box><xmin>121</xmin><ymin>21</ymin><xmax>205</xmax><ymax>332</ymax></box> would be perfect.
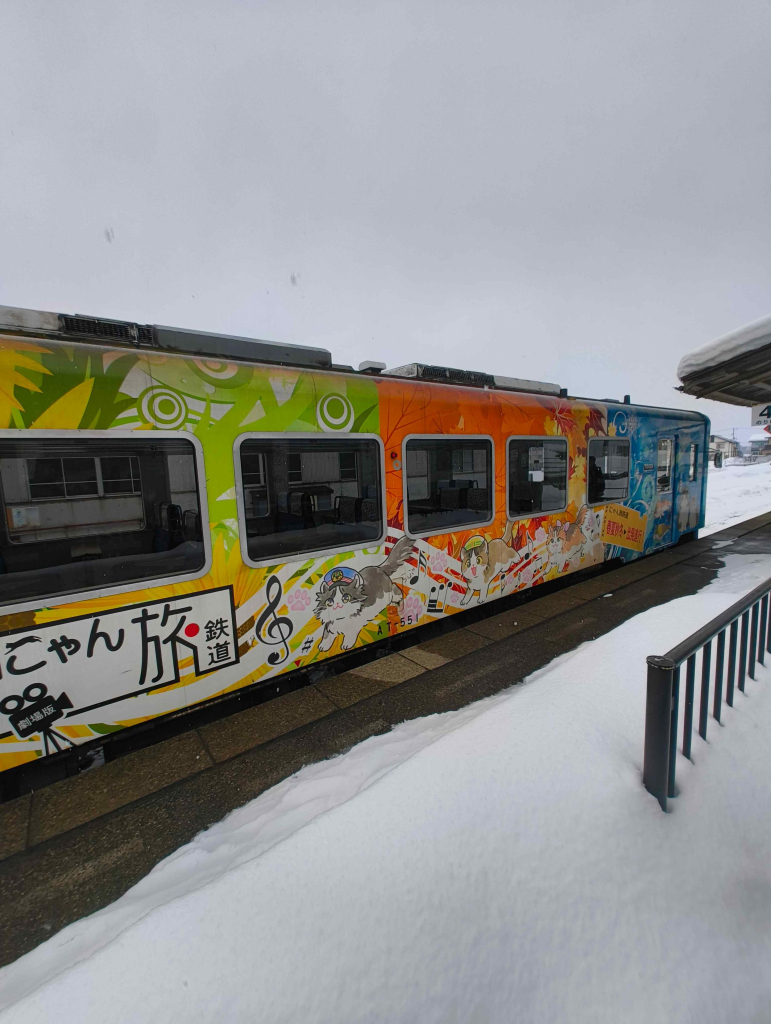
<box><xmin>2</xmin><ymin>511</ymin><xmax>771</xmax><ymax>968</ymax></box>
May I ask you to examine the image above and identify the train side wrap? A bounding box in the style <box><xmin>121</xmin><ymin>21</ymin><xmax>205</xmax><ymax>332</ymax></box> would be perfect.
<box><xmin>0</xmin><ymin>308</ymin><xmax>709</xmax><ymax>778</ymax></box>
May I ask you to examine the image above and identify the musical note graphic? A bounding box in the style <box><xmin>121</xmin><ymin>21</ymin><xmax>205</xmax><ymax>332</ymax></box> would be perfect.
<box><xmin>300</xmin><ymin>635</ymin><xmax>315</xmax><ymax>655</ymax></box>
<box><xmin>427</xmin><ymin>582</ymin><xmax>446</xmax><ymax>614</ymax></box>
<box><xmin>255</xmin><ymin>575</ymin><xmax>294</xmax><ymax>665</ymax></box>
<box><xmin>409</xmin><ymin>550</ymin><xmax>429</xmax><ymax>586</ymax></box>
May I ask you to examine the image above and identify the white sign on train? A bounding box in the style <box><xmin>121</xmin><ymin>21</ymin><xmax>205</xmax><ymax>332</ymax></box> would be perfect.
<box><xmin>0</xmin><ymin>586</ymin><xmax>238</xmax><ymax>733</ymax></box>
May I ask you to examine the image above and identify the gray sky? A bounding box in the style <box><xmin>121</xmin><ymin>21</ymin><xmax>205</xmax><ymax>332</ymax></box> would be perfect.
<box><xmin>1</xmin><ymin>0</ymin><xmax>770</xmax><ymax>433</ymax></box>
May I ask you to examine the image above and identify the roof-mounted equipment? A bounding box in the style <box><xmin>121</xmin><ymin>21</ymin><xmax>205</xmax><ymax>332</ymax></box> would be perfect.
<box><xmin>387</xmin><ymin>363</ymin><xmax>495</xmax><ymax>387</ymax></box>
<box><xmin>386</xmin><ymin>362</ymin><xmax>562</xmax><ymax>396</ymax></box>
<box><xmin>151</xmin><ymin>325</ymin><xmax>331</xmax><ymax>370</ymax></box>
<box><xmin>0</xmin><ymin>305</ymin><xmax>332</xmax><ymax>371</ymax></box>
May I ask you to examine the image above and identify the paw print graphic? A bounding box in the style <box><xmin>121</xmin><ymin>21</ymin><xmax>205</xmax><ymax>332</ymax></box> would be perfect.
<box><xmin>287</xmin><ymin>589</ymin><xmax>311</xmax><ymax>613</ymax></box>
<box><xmin>429</xmin><ymin>549</ymin><xmax>449</xmax><ymax>575</ymax></box>
<box><xmin>402</xmin><ymin>594</ymin><xmax>425</xmax><ymax>619</ymax></box>
<box><xmin>520</xmin><ymin>562</ymin><xmax>535</xmax><ymax>584</ymax></box>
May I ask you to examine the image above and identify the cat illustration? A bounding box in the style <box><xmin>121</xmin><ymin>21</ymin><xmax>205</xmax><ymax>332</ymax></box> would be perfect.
<box><xmin>315</xmin><ymin>535</ymin><xmax>415</xmax><ymax>651</ymax></box>
<box><xmin>517</xmin><ymin>534</ymin><xmax>549</xmax><ymax>581</ymax></box>
<box><xmin>460</xmin><ymin>521</ymin><xmax>522</xmax><ymax>605</ymax></box>
<box><xmin>581</xmin><ymin>506</ymin><xmax>604</xmax><ymax>563</ymax></box>
<box><xmin>677</xmin><ymin>483</ymin><xmax>699</xmax><ymax>533</ymax></box>
<box><xmin>546</xmin><ymin>505</ymin><xmax>593</xmax><ymax>572</ymax></box>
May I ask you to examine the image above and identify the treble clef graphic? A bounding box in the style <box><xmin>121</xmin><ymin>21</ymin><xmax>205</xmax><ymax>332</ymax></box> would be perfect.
<box><xmin>255</xmin><ymin>575</ymin><xmax>294</xmax><ymax>666</ymax></box>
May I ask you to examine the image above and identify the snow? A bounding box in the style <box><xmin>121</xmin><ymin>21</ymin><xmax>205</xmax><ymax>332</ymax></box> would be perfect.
<box><xmin>702</xmin><ymin>460</ymin><xmax>771</xmax><ymax>536</ymax></box>
<box><xmin>1</xmin><ymin>474</ymin><xmax>771</xmax><ymax>1022</ymax></box>
<box><xmin>677</xmin><ymin>312</ymin><xmax>771</xmax><ymax>378</ymax></box>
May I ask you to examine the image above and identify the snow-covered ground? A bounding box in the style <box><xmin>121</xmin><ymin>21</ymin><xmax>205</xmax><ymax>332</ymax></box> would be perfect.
<box><xmin>702</xmin><ymin>460</ymin><xmax>771</xmax><ymax>536</ymax></box>
<box><xmin>1</xmin><ymin>467</ymin><xmax>771</xmax><ymax>1023</ymax></box>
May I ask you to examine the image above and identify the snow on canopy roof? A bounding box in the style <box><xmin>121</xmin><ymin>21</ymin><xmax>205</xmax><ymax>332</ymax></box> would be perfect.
<box><xmin>678</xmin><ymin>314</ymin><xmax>771</xmax><ymax>379</ymax></box>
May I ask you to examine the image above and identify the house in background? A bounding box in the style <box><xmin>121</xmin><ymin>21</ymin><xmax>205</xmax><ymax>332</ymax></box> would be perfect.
<box><xmin>746</xmin><ymin>432</ymin><xmax>771</xmax><ymax>458</ymax></box>
<box><xmin>709</xmin><ymin>434</ymin><xmax>740</xmax><ymax>460</ymax></box>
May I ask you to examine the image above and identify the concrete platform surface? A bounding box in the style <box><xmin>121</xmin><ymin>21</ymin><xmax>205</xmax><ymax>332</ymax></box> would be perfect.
<box><xmin>1</xmin><ymin>512</ymin><xmax>771</xmax><ymax>968</ymax></box>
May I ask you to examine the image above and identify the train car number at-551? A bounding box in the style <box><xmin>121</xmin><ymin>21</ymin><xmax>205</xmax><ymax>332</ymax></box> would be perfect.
<box><xmin>600</xmin><ymin>503</ymin><xmax>647</xmax><ymax>552</ymax></box>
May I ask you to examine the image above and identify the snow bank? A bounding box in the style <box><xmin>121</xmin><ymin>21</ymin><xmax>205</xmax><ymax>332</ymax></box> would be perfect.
<box><xmin>702</xmin><ymin>461</ymin><xmax>771</xmax><ymax>536</ymax></box>
<box><xmin>677</xmin><ymin>313</ymin><xmax>771</xmax><ymax>378</ymax></box>
<box><xmin>2</xmin><ymin>552</ymin><xmax>771</xmax><ymax>1023</ymax></box>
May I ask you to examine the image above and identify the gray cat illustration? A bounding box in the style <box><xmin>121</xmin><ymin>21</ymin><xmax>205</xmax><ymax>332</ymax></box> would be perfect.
<box><xmin>315</xmin><ymin>535</ymin><xmax>415</xmax><ymax>651</ymax></box>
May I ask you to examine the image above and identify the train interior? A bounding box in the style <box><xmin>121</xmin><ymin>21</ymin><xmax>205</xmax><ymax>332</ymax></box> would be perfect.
<box><xmin>405</xmin><ymin>438</ymin><xmax>493</xmax><ymax>533</ymax></box>
<box><xmin>0</xmin><ymin>437</ymin><xmax>204</xmax><ymax>604</ymax></box>
<box><xmin>239</xmin><ymin>436</ymin><xmax>384</xmax><ymax>561</ymax></box>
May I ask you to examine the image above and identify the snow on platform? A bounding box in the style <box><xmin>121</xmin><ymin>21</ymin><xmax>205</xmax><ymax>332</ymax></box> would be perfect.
<box><xmin>702</xmin><ymin>460</ymin><xmax>771</xmax><ymax>536</ymax></box>
<box><xmin>1</xmin><ymin>474</ymin><xmax>771</xmax><ymax>1023</ymax></box>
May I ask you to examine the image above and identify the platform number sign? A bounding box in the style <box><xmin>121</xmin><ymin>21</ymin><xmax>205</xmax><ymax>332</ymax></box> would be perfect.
<box><xmin>752</xmin><ymin>404</ymin><xmax>771</xmax><ymax>426</ymax></box>
<box><xmin>0</xmin><ymin>587</ymin><xmax>239</xmax><ymax>739</ymax></box>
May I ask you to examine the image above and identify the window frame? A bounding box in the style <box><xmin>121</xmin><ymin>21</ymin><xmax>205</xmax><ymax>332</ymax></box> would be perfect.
<box><xmin>586</xmin><ymin>436</ymin><xmax>631</xmax><ymax>507</ymax></box>
<box><xmin>233</xmin><ymin>431</ymin><xmax>388</xmax><ymax>568</ymax></box>
<box><xmin>505</xmin><ymin>434</ymin><xmax>569</xmax><ymax>522</ymax></box>
<box><xmin>0</xmin><ymin>429</ymin><xmax>212</xmax><ymax>615</ymax></box>
<box><xmin>401</xmin><ymin>433</ymin><xmax>496</xmax><ymax>539</ymax></box>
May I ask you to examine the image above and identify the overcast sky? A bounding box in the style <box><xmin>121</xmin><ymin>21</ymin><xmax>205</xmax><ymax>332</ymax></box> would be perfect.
<box><xmin>1</xmin><ymin>1</ymin><xmax>770</xmax><ymax>433</ymax></box>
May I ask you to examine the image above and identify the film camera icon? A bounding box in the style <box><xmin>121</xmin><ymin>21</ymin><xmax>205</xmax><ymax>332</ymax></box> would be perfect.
<box><xmin>0</xmin><ymin>683</ymin><xmax>75</xmax><ymax>755</ymax></box>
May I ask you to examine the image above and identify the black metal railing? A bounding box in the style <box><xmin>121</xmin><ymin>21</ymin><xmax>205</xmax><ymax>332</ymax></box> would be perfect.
<box><xmin>643</xmin><ymin>576</ymin><xmax>771</xmax><ymax>810</ymax></box>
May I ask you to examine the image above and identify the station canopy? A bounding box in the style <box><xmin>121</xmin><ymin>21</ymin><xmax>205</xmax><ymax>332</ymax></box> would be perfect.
<box><xmin>677</xmin><ymin>314</ymin><xmax>771</xmax><ymax>407</ymax></box>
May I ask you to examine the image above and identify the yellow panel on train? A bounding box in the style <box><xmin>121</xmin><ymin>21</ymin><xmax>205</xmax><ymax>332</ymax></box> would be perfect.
<box><xmin>600</xmin><ymin>503</ymin><xmax>647</xmax><ymax>552</ymax></box>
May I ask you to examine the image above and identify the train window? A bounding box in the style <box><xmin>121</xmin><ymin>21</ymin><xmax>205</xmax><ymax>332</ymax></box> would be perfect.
<box><xmin>688</xmin><ymin>444</ymin><xmax>698</xmax><ymax>482</ymax></box>
<box><xmin>237</xmin><ymin>436</ymin><xmax>384</xmax><ymax>562</ymax></box>
<box><xmin>404</xmin><ymin>437</ymin><xmax>493</xmax><ymax>535</ymax></box>
<box><xmin>657</xmin><ymin>438</ymin><xmax>673</xmax><ymax>492</ymax></box>
<box><xmin>507</xmin><ymin>437</ymin><xmax>567</xmax><ymax>517</ymax></box>
<box><xmin>0</xmin><ymin>436</ymin><xmax>205</xmax><ymax>606</ymax></box>
<box><xmin>587</xmin><ymin>438</ymin><xmax>630</xmax><ymax>504</ymax></box>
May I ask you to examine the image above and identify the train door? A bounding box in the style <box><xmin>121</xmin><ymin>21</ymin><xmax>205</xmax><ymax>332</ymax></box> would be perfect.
<box><xmin>674</xmin><ymin>435</ymin><xmax>702</xmax><ymax>537</ymax></box>
<box><xmin>652</xmin><ymin>436</ymin><xmax>675</xmax><ymax>548</ymax></box>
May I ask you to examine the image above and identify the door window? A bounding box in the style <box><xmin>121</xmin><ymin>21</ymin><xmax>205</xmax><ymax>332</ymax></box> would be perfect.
<box><xmin>657</xmin><ymin>439</ymin><xmax>673</xmax><ymax>492</ymax></box>
<box><xmin>688</xmin><ymin>444</ymin><xmax>698</xmax><ymax>482</ymax></box>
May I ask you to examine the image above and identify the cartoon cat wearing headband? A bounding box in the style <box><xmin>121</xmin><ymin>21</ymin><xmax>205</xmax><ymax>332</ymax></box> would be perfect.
<box><xmin>315</xmin><ymin>535</ymin><xmax>415</xmax><ymax>651</ymax></box>
<box><xmin>460</xmin><ymin>522</ymin><xmax>522</xmax><ymax>605</ymax></box>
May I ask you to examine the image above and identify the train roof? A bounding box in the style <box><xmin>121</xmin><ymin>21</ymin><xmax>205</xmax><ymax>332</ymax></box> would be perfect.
<box><xmin>0</xmin><ymin>303</ymin><xmax>707</xmax><ymax>420</ymax></box>
<box><xmin>0</xmin><ymin>303</ymin><xmax>567</xmax><ymax>400</ymax></box>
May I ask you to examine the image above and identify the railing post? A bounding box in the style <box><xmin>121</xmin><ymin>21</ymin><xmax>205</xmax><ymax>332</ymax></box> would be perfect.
<box><xmin>759</xmin><ymin>596</ymin><xmax>768</xmax><ymax>667</ymax></box>
<box><xmin>644</xmin><ymin>656</ymin><xmax>676</xmax><ymax>811</ymax></box>
<box><xmin>668</xmin><ymin>666</ymin><xmax>680</xmax><ymax>799</ymax></box>
<box><xmin>713</xmin><ymin>629</ymin><xmax>725</xmax><ymax>723</ymax></box>
<box><xmin>699</xmin><ymin>641</ymin><xmax>712</xmax><ymax>740</ymax></box>
<box><xmin>749</xmin><ymin>602</ymin><xmax>759</xmax><ymax>680</ymax></box>
<box><xmin>739</xmin><ymin>611</ymin><xmax>750</xmax><ymax>692</ymax></box>
<box><xmin>727</xmin><ymin>619</ymin><xmax>738</xmax><ymax>707</ymax></box>
<box><xmin>683</xmin><ymin>654</ymin><xmax>696</xmax><ymax>759</ymax></box>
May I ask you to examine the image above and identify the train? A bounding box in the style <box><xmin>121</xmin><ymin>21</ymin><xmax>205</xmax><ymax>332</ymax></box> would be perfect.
<box><xmin>0</xmin><ymin>305</ymin><xmax>709</xmax><ymax>786</ymax></box>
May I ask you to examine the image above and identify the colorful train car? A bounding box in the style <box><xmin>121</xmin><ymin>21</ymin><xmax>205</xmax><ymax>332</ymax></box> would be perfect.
<box><xmin>0</xmin><ymin>306</ymin><xmax>709</xmax><ymax>781</ymax></box>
